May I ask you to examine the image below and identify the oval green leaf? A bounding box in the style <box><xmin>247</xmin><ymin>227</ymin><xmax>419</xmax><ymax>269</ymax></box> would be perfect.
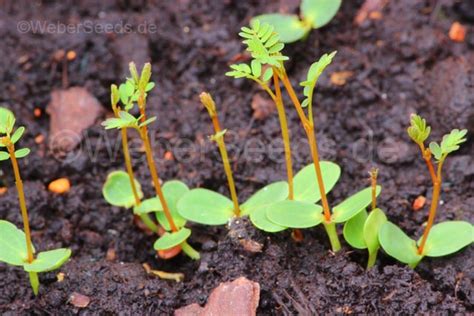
<box><xmin>156</xmin><ymin>180</ymin><xmax>189</xmax><ymax>230</ymax></box>
<box><xmin>420</xmin><ymin>221</ymin><xmax>473</xmax><ymax>257</ymax></box>
<box><xmin>332</xmin><ymin>186</ymin><xmax>381</xmax><ymax>223</ymax></box>
<box><xmin>177</xmin><ymin>188</ymin><xmax>234</xmax><ymax>225</ymax></box>
<box><xmin>154</xmin><ymin>228</ymin><xmax>191</xmax><ymax>250</ymax></box>
<box><xmin>343</xmin><ymin>209</ymin><xmax>368</xmax><ymax>249</ymax></box>
<box><xmin>363</xmin><ymin>208</ymin><xmax>387</xmax><ymax>255</ymax></box>
<box><xmin>241</xmin><ymin>181</ymin><xmax>288</xmax><ymax>216</ymax></box>
<box><xmin>301</xmin><ymin>0</ymin><xmax>342</xmax><ymax>29</ymax></box>
<box><xmin>102</xmin><ymin>170</ymin><xmax>143</xmax><ymax>208</ymax></box>
<box><xmin>250</xmin><ymin>206</ymin><xmax>287</xmax><ymax>232</ymax></box>
<box><xmin>11</xmin><ymin>126</ymin><xmax>25</xmax><ymax>144</ymax></box>
<box><xmin>379</xmin><ymin>221</ymin><xmax>422</xmax><ymax>267</ymax></box>
<box><xmin>14</xmin><ymin>148</ymin><xmax>30</xmax><ymax>158</ymax></box>
<box><xmin>0</xmin><ymin>107</ymin><xmax>15</xmax><ymax>134</ymax></box>
<box><xmin>267</xmin><ymin>200</ymin><xmax>323</xmax><ymax>228</ymax></box>
<box><xmin>23</xmin><ymin>248</ymin><xmax>71</xmax><ymax>272</ymax></box>
<box><xmin>293</xmin><ymin>161</ymin><xmax>341</xmax><ymax>203</ymax></box>
<box><xmin>251</xmin><ymin>14</ymin><xmax>309</xmax><ymax>43</ymax></box>
<box><xmin>0</xmin><ymin>151</ymin><xmax>9</xmax><ymax>161</ymax></box>
<box><xmin>0</xmin><ymin>220</ymin><xmax>35</xmax><ymax>266</ymax></box>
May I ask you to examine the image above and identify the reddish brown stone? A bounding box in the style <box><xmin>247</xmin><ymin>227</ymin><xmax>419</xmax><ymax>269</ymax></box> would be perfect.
<box><xmin>47</xmin><ymin>87</ymin><xmax>103</xmax><ymax>153</ymax></box>
<box><xmin>174</xmin><ymin>277</ymin><xmax>260</xmax><ymax>316</ymax></box>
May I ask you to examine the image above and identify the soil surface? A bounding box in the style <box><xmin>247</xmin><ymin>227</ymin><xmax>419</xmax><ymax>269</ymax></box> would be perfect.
<box><xmin>0</xmin><ymin>0</ymin><xmax>473</xmax><ymax>314</ymax></box>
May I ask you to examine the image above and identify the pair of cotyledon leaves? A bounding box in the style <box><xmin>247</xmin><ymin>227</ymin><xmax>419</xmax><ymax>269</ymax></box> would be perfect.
<box><xmin>378</xmin><ymin>221</ymin><xmax>473</xmax><ymax>268</ymax></box>
<box><xmin>175</xmin><ymin>161</ymin><xmax>380</xmax><ymax>234</ymax></box>
<box><xmin>344</xmin><ymin>207</ymin><xmax>473</xmax><ymax>268</ymax></box>
<box><xmin>0</xmin><ymin>220</ymin><xmax>71</xmax><ymax>274</ymax></box>
<box><xmin>252</xmin><ymin>0</ymin><xmax>341</xmax><ymax>43</ymax></box>
<box><xmin>102</xmin><ymin>171</ymin><xmax>191</xmax><ymax>251</ymax></box>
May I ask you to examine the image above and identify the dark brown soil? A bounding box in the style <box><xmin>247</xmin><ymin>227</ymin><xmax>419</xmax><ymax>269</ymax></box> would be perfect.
<box><xmin>0</xmin><ymin>0</ymin><xmax>473</xmax><ymax>314</ymax></box>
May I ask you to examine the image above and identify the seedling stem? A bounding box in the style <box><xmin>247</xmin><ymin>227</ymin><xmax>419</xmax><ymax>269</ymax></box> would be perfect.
<box><xmin>417</xmin><ymin>157</ymin><xmax>443</xmax><ymax>255</ymax></box>
<box><xmin>323</xmin><ymin>221</ymin><xmax>341</xmax><ymax>252</ymax></box>
<box><xmin>111</xmin><ymin>100</ymin><xmax>158</xmax><ymax>233</ymax></box>
<box><xmin>272</xmin><ymin>71</ymin><xmax>294</xmax><ymax>200</ymax></box>
<box><xmin>137</xmin><ymin>94</ymin><xmax>178</xmax><ymax>232</ymax></box>
<box><xmin>370</xmin><ymin>168</ymin><xmax>378</xmax><ymax>210</ymax></box>
<box><xmin>7</xmin><ymin>143</ymin><xmax>34</xmax><ymax>263</ymax></box>
<box><xmin>279</xmin><ymin>73</ymin><xmax>331</xmax><ymax>220</ymax></box>
<box><xmin>6</xmin><ymin>140</ymin><xmax>40</xmax><ymax>293</ymax></box>
<box><xmin>200</xmin><ymin>93</ymin><xmax>240</xmax><ymax>216</ymax></box>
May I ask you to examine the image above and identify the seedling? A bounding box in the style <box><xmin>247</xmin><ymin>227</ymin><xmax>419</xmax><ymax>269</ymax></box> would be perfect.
<box><xmin>379</xmin><ymin>115</ymin><xmax>473</xmax><ymax>268</ymax></box>
<box><xmin>252</xmin><ymin>0</ymin><xmax>341</xmax><ymax>43</ymax></box>
<box><xmin>102</xmin><ymin>63</ymin><xmax>199</xmax><ymax>260</ymax></box>
<box><xmin>226</xmin><ymin>22</ymin><xmax>379</xmax><ymax>251</ymax></box>
<box><xmin>343</xmin><ymin>168</ymin><xmax>387</xmax><ymax>269</ymax></box>
<box><xmin>177</xmin><ymin>93</ymin><xmax>290</xmax><ymax>227</ymax></box>
<box><xmin>0</xmin><ymin>107</ymin><xmax>71</xmax><ymax>295</ymax></box>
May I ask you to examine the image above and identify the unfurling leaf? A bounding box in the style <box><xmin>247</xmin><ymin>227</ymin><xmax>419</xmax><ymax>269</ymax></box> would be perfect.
<box><xmin>0</xmin><ymin>107</ymin><xmax>15</xmax><ymax>134</ymax></box>
<box><xmin>111</xmin><ymin>84</ymin><xmax>120</xmax><ymax>106</ymax></box>
<box><xmin>407</xmin><ymin>114</ymin><xmax>431</xmax><ymax>145</ymax></box>
<box><xmin>439</xmin><ymin>129</ymin><xmax>468</xmax><ymax>158</ymax></box>
<box><xmin>300</xmin><ymin>51</ymin><xmax>337</xmax><ymax>108</ymax></box>
<box><xmin>240</xmin><ymin>22</ymin><xmax>289</xmax><ymax>67</ymax></box>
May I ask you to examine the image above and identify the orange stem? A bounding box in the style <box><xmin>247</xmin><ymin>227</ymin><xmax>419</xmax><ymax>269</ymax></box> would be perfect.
<box><xmin>7</xmin><ymin>144</ymin><xmax>34</xmax><ymax>263</ymax></box>
<box><xmin>280</xmin><ymin>74</ymin><xmax>332</xmax><ymax>221</ymax></box>
<box><xmin>370</xmin><ymin>168</ymin><xmax>378</xmax><ymax>210</ymax></box>
<box><xmin>138</xmin><ymin>98</ymin><xmax>178</xmax><ymax>232</ymax></box>
<box><xmin>210</xmin><ymin>115</ymin><xmax>240</xmax><ymax>216</ymax></box>
<box><xmin>272</xmin><ymin>72</ymin><xmax>294</xmax><ymax>200</ymax></box>
<box><xmin>417</xmin><ymin>180</ymin><xmax>440</xmax><ymax>254</ymax></box>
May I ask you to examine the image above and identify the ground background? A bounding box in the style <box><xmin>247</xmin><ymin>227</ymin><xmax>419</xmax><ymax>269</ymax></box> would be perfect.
<box><xmin>0</xmin><ymin>0</ymin><xmax>473</xmax><ymax>314</ymax></box>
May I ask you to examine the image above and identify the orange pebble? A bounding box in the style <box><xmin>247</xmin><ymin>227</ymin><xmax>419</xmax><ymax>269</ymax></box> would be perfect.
<box><xmin>164</xmin><ymin>151</ymin><xmax>174</xmax><ymax>161</ymax></box>
<box><xmin>48</xmin><ymin>178</ymin><xmax>71</xmax><ymax>194</ymax></box>
<box><xmin>0</xmin><ymin>187</ymin><xmax>7</xmax><ymax>195</ymax></box>
<box><xmin>34</xmin><ymin>134</ymin><xmax>45</xmax><ymax>144</ymax></box>
<box><xmin>449</xmin><ymin>22</ymin><xmax>466</xmax><ymax>42</ymax></box>
<box><xmin>66</xmin><ymin>50</ymin><xmax>77</xmax><ymax>61</ymax></box>
<box><xmin>412</xmin><ymin>196</ymin><xmax>426</xmax><ymax>211</ymax></box>
<box><xmin>34</xmin><ymin>108</ymin><xmax>42</xmax><ymax>117</ymax></box>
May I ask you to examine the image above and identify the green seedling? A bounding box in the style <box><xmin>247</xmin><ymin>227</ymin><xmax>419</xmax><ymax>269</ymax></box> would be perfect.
<box><xmin>343</xmin><ymin>168</ymin><xmax>387</xmax><ymax>268</ymax></box>
<box><xmin>252</xmin><ymin>0</ymin><xmax>341</xmax><ymax>43</ymax></box>
<box><xmin>0</xmin><ymin>108</ymin><xmax>71</xmax><ymax>295</ymax></box>
<box><xmin>379</xmin><ymin>115</ymin><xmax>473</xmax><ymax>268</ymax></box>
<box><xmin>226</xmin><ymin>22</ymin><xmax>378</xmax><ymax>251</ymax></box>
<box><xmin>102</xmin><ymin>63</ymin><xmax>199</xmax><ymax>260</ymax></box>
<box><xmin>177</xmin><ymin>93</ymin><xmax>291</xmax><ymax>227</ymax></box>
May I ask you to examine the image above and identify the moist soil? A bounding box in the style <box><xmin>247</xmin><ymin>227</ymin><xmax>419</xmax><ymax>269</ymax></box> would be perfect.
<box><xmin>0</xmin><ymin>0</ymin><xmax>473</xmax><ymax>314</ymax></box>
